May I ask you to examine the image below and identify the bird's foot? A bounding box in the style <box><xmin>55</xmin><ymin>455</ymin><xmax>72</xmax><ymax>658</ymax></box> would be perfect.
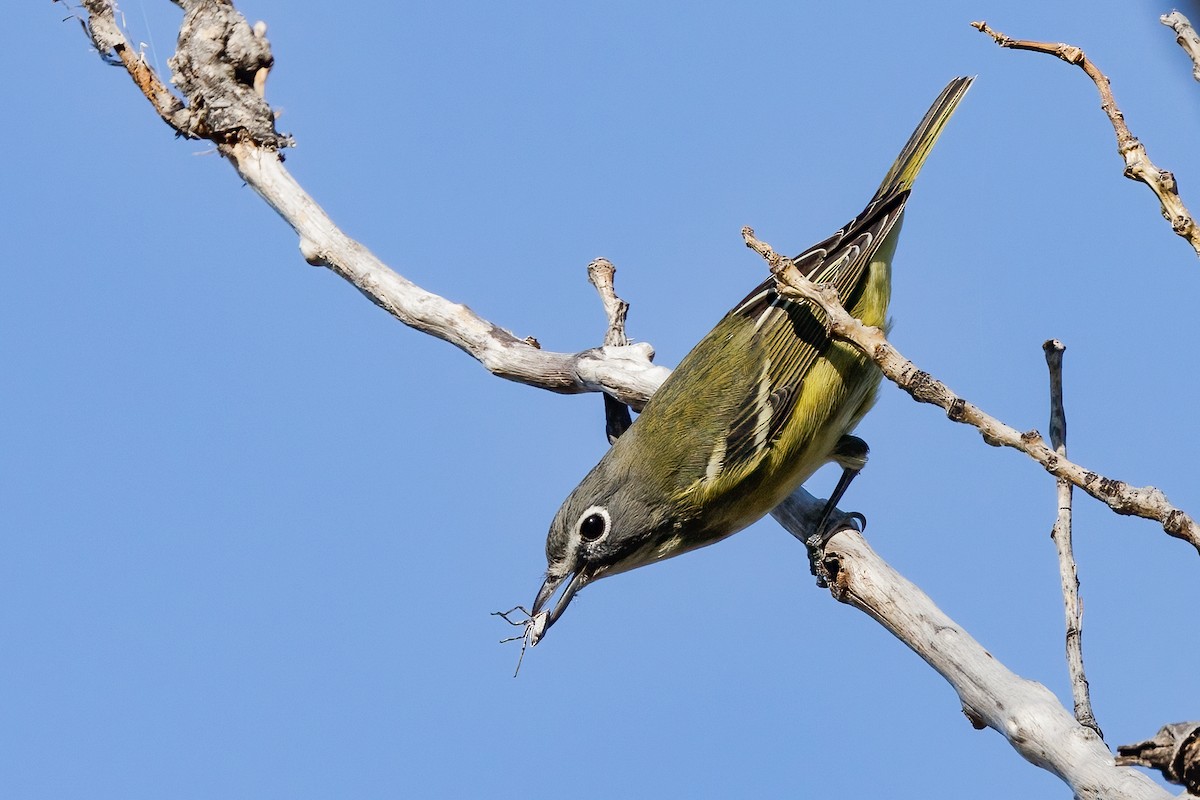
<box><xmin>805</xmin><ymin>511</ymin><xmax>866</xmax><ymax>588</ymax></box>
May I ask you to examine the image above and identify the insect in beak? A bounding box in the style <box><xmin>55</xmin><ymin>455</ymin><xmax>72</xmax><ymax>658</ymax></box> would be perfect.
<box><xmin>529</xmin><ymin>566</ymin><xmax>594</xmax><ymax>644</ymax></box>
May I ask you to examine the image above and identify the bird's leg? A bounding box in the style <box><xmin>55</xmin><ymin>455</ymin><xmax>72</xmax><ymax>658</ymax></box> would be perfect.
<box><xmin>603</xmin><ymin>394</ymin><xmax>633</xmax><ymax>444</ymax></box>
<box><xmin>806</xmin><ymin>434</ymin><xmax>869</xmax><ymax>584</ymax></box>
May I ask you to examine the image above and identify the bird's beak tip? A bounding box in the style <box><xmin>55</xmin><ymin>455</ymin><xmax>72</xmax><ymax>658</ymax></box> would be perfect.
<box><xmin>531</xmin><ymin>572</ymin><xmax>561</xmax><ymax>617</ymax></box>
<box><xmin>529</xmin><ymin>568</ymin><xmax>589</xmax><ymax>645</ymax></box>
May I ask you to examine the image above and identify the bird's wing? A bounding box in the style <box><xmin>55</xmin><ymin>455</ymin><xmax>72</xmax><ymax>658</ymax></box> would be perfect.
<box><xmin>692</xmin><ymin>192</ymin><xmax>908</xmax><ymax>496</ymax></box>
<box><xmin>700</xmin><ymin>76</ymin><xmax>975</xmax><ymax>488</ymax></box>
<box><xmin>663</xmin><ymin>76</ymin><xmax>975</xmax><ymax>505</ymax></box>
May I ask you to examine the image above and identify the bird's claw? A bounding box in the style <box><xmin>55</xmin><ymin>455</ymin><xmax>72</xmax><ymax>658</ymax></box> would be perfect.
<box><xmin>804</xmin><ymin>511</ymin><xmax>866</xmax><ymax>587</ymax></box>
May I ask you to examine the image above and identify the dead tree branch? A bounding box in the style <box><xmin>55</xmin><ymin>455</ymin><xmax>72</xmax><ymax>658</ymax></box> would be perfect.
<box><xmin>1161</xmin><ymin>10</ymin><xmax>1200</xmax><ymax>83</ymax></box>
<box><xmin>772</xmin><ymin>493</ymin><xmax>1169</xmax><ymax>800</ymax></box>
<box><xmin>588</xmin><ymin>258</ymin><xmax>635</xmax><ymax>441</ymax></box>
<box><xmin>74</xmin><ymin>0</ymin><xmax>668</xmax><ymax>409</ymax></box>
<box><xmin>971</xmin><ymin>20</ymin><xmax>1200</xmax><ymax>258</ymax></box>
<box><xmin>1043</xmin><ymin>340</ymin><xmax>1100</xmax><ymax>737</ymax></box>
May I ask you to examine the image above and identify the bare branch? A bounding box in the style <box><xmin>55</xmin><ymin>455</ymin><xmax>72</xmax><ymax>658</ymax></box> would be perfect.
<box><xmin>742</xmin><ymin>226</ymin><xmax>1200</xmax><ymax>554</ymax></box>
<box><xmin>74</xmin><ymin>0</ymin><xmax>669</xmax><ymax>410</ymax></box>
<box><xmin>1043</xmin><ymin>339</ymin><xmax>1100</xmax><ymax>737</ymax></box>
<box><xmin>1161</xmin><ymin>10</ymin><xmax>1200</xmax><ymax>83</ymax></box>
<box><xmin>226</xmin><ymin>141</ymin><xmax>669</xmax><ymax>408</ymax></box>
<box><xmin>772</xmin><ymin>492</ymin><xmax>1171</xmax><ymax>800</ymax></box>
<box><xmin>971</xmin><ymin>20</ymin><xmax>1200</xmax><ymax>257</ymax></box>
<box><xmin>587</xmin><ymin>258</ymin><xmax>631</xmax><ymax>348</ymax></box>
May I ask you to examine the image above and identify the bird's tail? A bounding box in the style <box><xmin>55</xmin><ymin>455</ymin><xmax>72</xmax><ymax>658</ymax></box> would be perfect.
<box><xmin>870</xmin><ymin>76</ymin><xmax>974</xmax><ymax>203</ymax></box>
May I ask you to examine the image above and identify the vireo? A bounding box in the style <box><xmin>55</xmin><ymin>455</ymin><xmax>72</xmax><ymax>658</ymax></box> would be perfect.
<box><xmin>527</xmin><ymin>77</ymin><xmax>973</xmax><ymax>643</ymax></box>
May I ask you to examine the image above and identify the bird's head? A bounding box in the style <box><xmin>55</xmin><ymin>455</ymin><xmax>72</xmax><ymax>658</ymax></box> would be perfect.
<box><xmin>529</xmin><ymin>454</ymin><xmax>677</xmax><ymax>642</ymax></box>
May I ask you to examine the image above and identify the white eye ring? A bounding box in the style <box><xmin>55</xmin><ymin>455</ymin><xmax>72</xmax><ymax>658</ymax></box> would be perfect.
<box><xmin>577</xmin><ymin>505</ymin><xmax>610</xmax><ymax>542</ymax></box>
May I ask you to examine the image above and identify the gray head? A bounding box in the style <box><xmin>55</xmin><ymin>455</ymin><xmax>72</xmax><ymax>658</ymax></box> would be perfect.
<box><xmin>528</xmin><ymin>452</ymin><xmax>675</xmax><ymax>641</ymax></box>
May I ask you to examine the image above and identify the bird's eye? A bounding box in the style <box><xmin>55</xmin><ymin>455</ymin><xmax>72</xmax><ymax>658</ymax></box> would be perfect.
<box><xmin>578</xmin><ymin>506</ymin><xmax>610</xmax><ymax>542</ymax></box>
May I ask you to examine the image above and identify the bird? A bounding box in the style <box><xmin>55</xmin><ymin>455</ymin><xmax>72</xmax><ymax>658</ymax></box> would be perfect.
<box><xmin>525</xmin><ymin>77</ymin><xmax>973</xmax><ymax>644</ymax></box>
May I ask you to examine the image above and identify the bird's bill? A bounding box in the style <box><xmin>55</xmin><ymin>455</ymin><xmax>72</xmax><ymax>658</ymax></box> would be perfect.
<box><xmin>529</xmin><ymin>568</ymin><xmax>592</xmax><ymax>644</ymax></box>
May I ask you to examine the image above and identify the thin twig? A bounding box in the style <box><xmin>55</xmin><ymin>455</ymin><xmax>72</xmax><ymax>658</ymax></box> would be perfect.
<box><xmin>972</xmin><ymin>20</ymin><xmax>1200</xmax><ymax>257</ymax></box>
<box><xmin>78</xmin><ymin>0</ymin><xmax>196</xmax><ymax>134</ymax></box>
<box><xmin>1161</xmin><ymin>10</ymin><xmax>1200</xmax><ymax>83</ymax></box>
<box><xmin>741</xmin><ymin>226</ymin><xmax>1200</xmax><ymax>554</ymax></box>
<box><xmin>1043</xmin><ymin>339</ymin><xmax>1101</xmax><ymax>738</ymax></box>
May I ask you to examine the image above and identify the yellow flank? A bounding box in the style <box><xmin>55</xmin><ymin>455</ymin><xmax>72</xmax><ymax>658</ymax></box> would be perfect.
<box><xmin>662</xmin><ymin>78</ymin><xmax>972</xmax><ymax>548</ymax></box>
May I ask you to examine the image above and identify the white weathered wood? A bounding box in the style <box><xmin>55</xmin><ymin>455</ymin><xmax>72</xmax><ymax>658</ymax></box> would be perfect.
<box><xmin>1161</xmin><ymin>11</ymin><xmax>1200</xmax><ymax>83</ymax></box>
<box><xmin>221</xmin><ymin>141</ymin><xmax>672</xmax><ymax>408</ymax></box>
<box><xmin>773</xmin><ymin>491</ymin><xmax>1172</xmax><ymax>800</ymax></box>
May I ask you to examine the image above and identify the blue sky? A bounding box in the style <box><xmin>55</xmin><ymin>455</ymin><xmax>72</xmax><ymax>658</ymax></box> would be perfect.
<box><xmin>5</xmin><ymin>1</ymin><xmax>1199</xmax><ymax>797</ymax></box>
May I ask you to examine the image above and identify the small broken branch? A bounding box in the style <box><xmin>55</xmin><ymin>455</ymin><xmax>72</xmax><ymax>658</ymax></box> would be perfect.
<box><xmin>1161</xmin><ymin>10</ymin><xmax>1200</xmax><ymax>83</ymax></box>
<box><xmin>742</xmin><ymin>226</ymin><xmax>1200</xmax><ymax>554</ymax></box>
<box><xmin>1043</xmin><ymin>339</ymin><xmax>1100</xmax><ymax>737</ymax></box>
<box><xmin>588</xmin><ymin>258</ymin><xmax>631</xmax><ymax>348</ymax></box>
<box><xmin>78</xmin><ymin>0</ymin><xmax>196</xmax><ymax>135</ymax></box>
<box><xmin>1117</xmin><ymin>722</ymin><xmax>1200</xmax><ymax>795</ymax></box>
<box><xmin>971</xmin><ymin>20</ymin><xmax>1200</xmax><ymax>257</ymax></box>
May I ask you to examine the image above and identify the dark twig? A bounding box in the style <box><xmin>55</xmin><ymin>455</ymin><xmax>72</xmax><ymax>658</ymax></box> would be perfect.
<box><xmin>1043</xmin><ymin>339</ymin><xmax>1101</xmax><ymax>738</ymax></box>
<box><xmin>1117</xmin><ymin>722</ymin><xmax>1200</xmax><ymax>795</ymax></box>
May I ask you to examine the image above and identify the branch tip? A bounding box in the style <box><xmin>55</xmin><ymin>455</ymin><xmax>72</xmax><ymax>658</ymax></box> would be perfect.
<box><xmin>1160</xmin><ymin>10</ymin><xmax>1200</xmax><ymax>82</ymax></box>
<box><xmin>974</xmin><ymin>19</ymin><xmax>1200</xmax><ymax>257</ymax></box>
<box><xmin>587</xmin><ymin>257</ymin><xmax>630</xmax><ymax>349</ymax></box>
